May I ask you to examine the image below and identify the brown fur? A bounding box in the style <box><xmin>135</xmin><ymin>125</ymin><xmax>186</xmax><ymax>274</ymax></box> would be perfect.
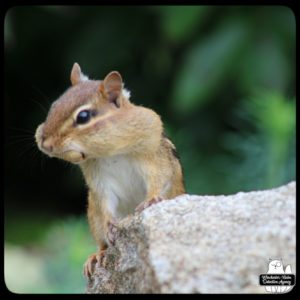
<box><xmin>43</xmin><ymin>81</ymin><xmax>102</xmax><ymax>136</ymax></box>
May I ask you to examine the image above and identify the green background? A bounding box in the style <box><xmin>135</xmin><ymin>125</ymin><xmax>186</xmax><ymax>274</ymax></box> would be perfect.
<box><xmin>4</xmin><ymin>5</ymin><xmax>295</xmax><ymax>293</ymax></box>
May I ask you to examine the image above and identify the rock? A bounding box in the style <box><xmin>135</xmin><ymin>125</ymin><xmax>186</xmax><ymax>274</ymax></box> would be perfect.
<box><xmin>86</xmin><ymin>182</ymin><xmax>296</xmax><ymax>294</ymax></box>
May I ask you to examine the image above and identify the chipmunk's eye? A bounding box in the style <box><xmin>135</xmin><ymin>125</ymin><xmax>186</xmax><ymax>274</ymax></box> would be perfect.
<box><xmin>76</xmin><ymin>110</ymin><xmax>91</xmax><ymax>124</ymax></box>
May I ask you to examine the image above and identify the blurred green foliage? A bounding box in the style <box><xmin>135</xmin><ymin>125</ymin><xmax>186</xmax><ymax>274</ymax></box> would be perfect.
<box><xmin>41</xmin><ymin>217</ymin><xmax>95</xmax><ymax>293</ymax></box>
<box><xmin>218</xmin><ymin>91</ymin><xmax>295</xmax><ymax>191</ymax></box>
<box><xmin>4</xmin><ymin>5</ymin><xmax>295</xmax><ymax>293</ymax></box>
<box><xmin>5</xmin><ymin>217</ymin><xmax>94</xmax><ymax>293</ymax></box>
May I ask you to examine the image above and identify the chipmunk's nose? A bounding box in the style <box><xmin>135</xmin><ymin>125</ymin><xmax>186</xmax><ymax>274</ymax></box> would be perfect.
<box><xmin>42</xmin><ymin>136</ymin><xmax>53</xmax><ymax>153</ymax></box>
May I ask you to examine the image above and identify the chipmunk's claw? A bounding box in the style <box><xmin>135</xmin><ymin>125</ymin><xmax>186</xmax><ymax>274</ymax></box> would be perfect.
<box><xmin>83</xmin><ymin>250</ymin><xmax>106</xmax><ymax>278</ymax></box>
<box><xmin>135</xmin><ymin>196</ymin><xmax>164</xmax><ymax>213</ymax></box>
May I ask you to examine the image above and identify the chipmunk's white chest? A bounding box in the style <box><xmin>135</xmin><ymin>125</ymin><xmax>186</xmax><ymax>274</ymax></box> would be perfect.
<box><xmin>91</xmin><ymin>155</ymin><xmax>147</xmax><ymax>219</ymax></box>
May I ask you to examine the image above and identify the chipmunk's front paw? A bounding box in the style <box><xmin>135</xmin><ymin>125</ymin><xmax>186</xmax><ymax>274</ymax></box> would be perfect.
<box><xmin>135</xmin><ymin>196</ymin><xmax>164</xmax><ymax>213</ymax></box>
<box><xmin>83</xmin><ymin>250</ymin><xmax>106</xmax><ymax>278</ymax></box>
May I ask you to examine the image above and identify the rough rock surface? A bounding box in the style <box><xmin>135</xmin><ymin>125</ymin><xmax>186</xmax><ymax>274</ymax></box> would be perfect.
<box><xmin>86</xmin><ymin>182</ymin><xmax>296</xmax><ymax>294</ymax></box>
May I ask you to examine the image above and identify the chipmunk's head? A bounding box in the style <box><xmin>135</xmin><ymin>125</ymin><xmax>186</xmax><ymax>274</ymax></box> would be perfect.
<box><xmin>35</xmin><ymin>63</ymin><xmax>132</xmax><ymax>164</ymax></box>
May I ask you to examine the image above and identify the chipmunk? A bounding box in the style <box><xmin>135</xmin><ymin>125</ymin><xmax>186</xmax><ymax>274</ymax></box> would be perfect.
<box><xmin>35</xmin><ymin>63</ymin><xmax>185</xmax><ymax>278</ymax></box>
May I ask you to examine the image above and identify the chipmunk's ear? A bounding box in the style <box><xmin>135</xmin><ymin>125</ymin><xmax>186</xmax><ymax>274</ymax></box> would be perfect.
<box><xmin>70</xmin><ymin>62</ymin><xmax>89</xmax><ymax>85</ymax></box>
<box><xmin>100</xmin><ymin>71</ymin><xmax>123</xmax><ymax>107</ymax></box>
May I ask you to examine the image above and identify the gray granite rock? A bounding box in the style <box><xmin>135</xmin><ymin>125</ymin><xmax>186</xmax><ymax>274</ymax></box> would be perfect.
<box><xmin>86</xmin><ymin>182</ymin><xmax>296</xmax><ymax>294</ymax></box>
